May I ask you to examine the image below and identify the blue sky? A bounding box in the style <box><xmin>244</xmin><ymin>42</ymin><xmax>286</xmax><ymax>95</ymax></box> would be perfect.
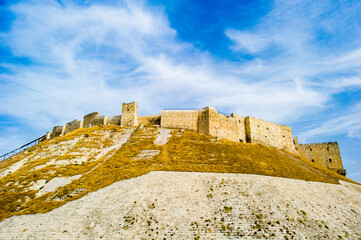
<box><xmin>0</xmin><ymin>0</ymin><xmax>360</xmax><ymax>182</ymax></box>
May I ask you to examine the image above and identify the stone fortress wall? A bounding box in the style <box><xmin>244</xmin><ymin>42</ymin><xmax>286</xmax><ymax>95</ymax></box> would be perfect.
<box><xmin>297</xmin><ymin>142</ymin><xmax>345</xmax><ymax>176</ymax></box>
<box><xmin>245</xmin><ymin>117</ymin><xmax>296</xmax><ymax>154</ymax></box>
<box><xmin>161</xmin><ymin>107</ymin><xmax>296</xmax><ymax>153</ymax></box>
<box><xmin>47</xmin><ymin>101</ymin><xmax>346</xmax><ymax>176</ymax></box>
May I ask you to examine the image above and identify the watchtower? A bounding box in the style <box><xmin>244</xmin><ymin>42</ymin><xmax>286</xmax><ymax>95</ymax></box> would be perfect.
<box><xmin>121</xmin><ymin>101</ymin><xmax>138</xmax><ymax>127</ymax></box>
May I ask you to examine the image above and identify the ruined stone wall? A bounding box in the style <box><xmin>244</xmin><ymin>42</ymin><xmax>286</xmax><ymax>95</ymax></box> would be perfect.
<box><xmin>231</xmin><ymin>113</ymin><xmax>246</xmax><ymax>143</ymax></box>
<box><xmin>107</xmin><ymin>115</ymin><xmax>121</xmax><ymax>126</ymax></box>
<box><xmin>41</xmin><ymin>102</ymin><xmax>347</xmax><ymax>177</ymax></box>
<box><xmin>51</xmin><ymin>125</ymin><xmax>65</xmax><ymax>138</ymax></box>
<box><xmin>45</xmin><ymin>102</ymin><xmax>344</xmax><ymax>176</ymax></box>
<box><xmin>245</xmin><ymin>116</ymin><xmax>297</xmax><ymax>154</ymax></box>
<box><xmin>161</xmin><ymin>110</ymin><xmax>199</xmax><ymax>131</ymax></box>
<box><xmin>91</xmin><ymin>115</ymin><xmax>108</xmax><ymax>126</ymax></box>
<box><xmin>207</xmin><ymin>107</ymin><xmax>220</xmax><ymax>137</ymax></box>
<box><xmin>198</xmin><ymin>109</ymin><xmax>209</xmax><ymax>135</ymax></box>
<box><xmin>83</xmin><ymin>112</ymin><xmax>99</xmax><ymax>128</ymax></box>
<box><xmin>65</xmin><ymin>119</ymin><xmax>83</xmax><ymax>134</ymax></box>
<box><xmin>294</xmin><ymin>137</ymin><xmax>299</xmax><ymax>151</ymax></box>
<box><xmin>215</xmin><ymin>114</ymin><xmax>240</xmax><ymax>142</ymax></box>
<box><xmin>138</xmin><ymin>115</ymin><xmax>161</xmax><ymax>126</ymax></box>
<box><xmin>198</xmin><ymin>107</ymin><xmax>246</xmax><ymax>143</ymax></box>
<box><xmin>121</xmin><ymin>102</ymin><xmax>138</xmax><ymax>127</ymax></box>
<box><xmin>298</xmin><ymin>142</ymin><xmax>345</xmax><ymax>176</ymax></box>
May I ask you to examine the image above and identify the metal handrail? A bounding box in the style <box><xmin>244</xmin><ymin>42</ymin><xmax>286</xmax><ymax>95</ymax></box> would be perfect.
<box><xmin>0</xmin><ymin>135</ymin><xmax>46</xmax><ymax>161</ymax></box>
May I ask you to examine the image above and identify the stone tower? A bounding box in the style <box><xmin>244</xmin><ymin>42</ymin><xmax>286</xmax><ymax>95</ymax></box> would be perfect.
<box><xmin>121</xmin><ymin>101</ymin><xmax>138</xmax><ymax>127</ymax></box>
<box><xmin>298</xmin><ymin>142</ymin><xmax>346</xmax><ymax>176</ymax></box>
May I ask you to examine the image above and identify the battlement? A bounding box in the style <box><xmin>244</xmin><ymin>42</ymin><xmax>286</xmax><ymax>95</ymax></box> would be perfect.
<box><xmin>46</xmin><ymin>101</ymin><xmax>345</xmax><ymax>176</ymax></box>
<box><xmin>300</xmin><ymin>142</ymin><xmax>338</xmax><ymax>147</ymax></box>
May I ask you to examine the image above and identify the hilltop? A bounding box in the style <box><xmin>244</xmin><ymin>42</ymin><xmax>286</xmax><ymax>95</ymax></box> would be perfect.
<box><xmin>0</xmin><ymin>125</ymin><xmax>360</xmax><ymax>239</ymax></box>
<box><xmin>0</xmin><ymin>101</ymin><xmax>360</xmax><ymax>239</ymax></box>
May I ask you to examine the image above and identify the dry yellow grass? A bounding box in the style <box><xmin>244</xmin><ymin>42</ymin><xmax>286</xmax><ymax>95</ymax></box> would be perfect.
<box><xmin>0</xmin><ymin>126</ymin><xmax>357</xmax><ymax>222</ymax></box>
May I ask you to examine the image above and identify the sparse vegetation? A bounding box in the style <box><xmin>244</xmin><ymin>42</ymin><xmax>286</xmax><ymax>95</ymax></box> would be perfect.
<box><xmin>221</xmin><ymin>224</ymin><xmax>226</xmax><ymax>231</ymax></box>
<box><xmin>223</xmin><ymin>206</ymin><xmax>233</xmax><ymax>213</ymax></box>
<box><xmin>300</xmin><ymin>210</ymin><xmax>307</xmax><ymax>216</ymax></box>
<box><xmin>0</xmin><ymin>126</ymin><xmax>357</xmax><ymax>222</ymax></box>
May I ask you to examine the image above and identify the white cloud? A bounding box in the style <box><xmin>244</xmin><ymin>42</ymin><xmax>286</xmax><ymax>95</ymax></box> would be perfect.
<box><xmin>298</xmin><ymin>100</ymin><xmax>361</xmax><ymax>142</ymax></box>
<box><xmin>225</xmin><ymin>30</ymin><xmax>270</xmax><ymax>53</ymax></box>
<box><xmin>225</xmin><ymin>0</ymin><xmax>361</xmax><ymax>133</ymax></box>
<box><xmin>0</xmin><ymin>0</ymin><xmax>360</xmax><ymax>153</ymax></box>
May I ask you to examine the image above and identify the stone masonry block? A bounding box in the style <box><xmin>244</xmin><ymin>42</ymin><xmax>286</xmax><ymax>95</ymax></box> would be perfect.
<box><xmin>121</xmin><ymin>102</ymin><xmax>138</xmax><ymax>127</ymax></box>
<box><xmin>51</xmin><ymin>125</ymin><xmax>65</xmax><ymax>138</ymax></box>
<box><xmin>65</xmin><ymin>119</ymin><xmax>83</xmax><ymax>134</ymax></box>
<box><xmin>83</xmin><ymin>112</ymin><xmax>99</xmax><ymax>128</ymax></box>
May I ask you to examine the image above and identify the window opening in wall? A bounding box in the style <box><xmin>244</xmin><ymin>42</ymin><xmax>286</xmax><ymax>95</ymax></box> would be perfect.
<box><xmin>329</xmin><ymin>158</ymin><xmax>332</xmax><ymax>162</ymax></box>
<box><xmin>283</xmin><ymin>135</ymin><xmax>285</xmax><ymax>138</ymax></box>
<box><xmin>239</xmin><ymin>120</ymin><xmax>241</xmax><ymax>123</ymax></box>
<box><xmin>327</xmin><ymin>147</ymin><xmax>329</xmax><ymax>151</ymax></box>
<box><xmin>127</xmin><ymin>109</ymin><xmax>130</xmax><ymax>112</ymax></box>
<box><xmin>310</xmin><ymin>148</ymin><xmax>312</xmax><ymax>151</ymax></box>
<box><xmin>258</xmin><ymin>125</ymin><xmax>260</xmax><ymax>127</ymax></box>
<box><xmin>312</xmin><ymin>159</ymin><xmax>314</xmax><ymax>162</ymax></box>
<box><xmin>266</xmin><ymin>128</ymin><xmax>269</xmax><ymax>130</ymax></box>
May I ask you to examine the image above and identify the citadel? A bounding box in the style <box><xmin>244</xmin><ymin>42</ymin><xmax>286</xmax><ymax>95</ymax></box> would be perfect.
<box><xmin>47</xmin><ymin>101</ymin><xmax>346</xmax><ymax>176</ymax></box>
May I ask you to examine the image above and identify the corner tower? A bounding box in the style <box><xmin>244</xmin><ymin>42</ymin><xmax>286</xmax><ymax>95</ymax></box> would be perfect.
<box><xmin>121</xmin><ymin>101</ymin><xmax>138</xmax><ymax>127</ymax></box>
<box><xmin>298</xmin><ymin>142</ymin><xmax>346</xmax><ymax>176</ymax></box>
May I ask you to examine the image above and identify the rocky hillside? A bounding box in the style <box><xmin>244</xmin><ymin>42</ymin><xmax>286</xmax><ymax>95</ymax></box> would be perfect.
<box><xmin>0</xmin><ymin>125</ymin><xmax>360</xmax><ymax>239</ymax></box>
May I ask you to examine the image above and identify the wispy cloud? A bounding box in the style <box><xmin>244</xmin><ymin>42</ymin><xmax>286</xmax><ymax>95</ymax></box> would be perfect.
<box><xmin>0</xmin><ymin>0</ymin><xmax>360</xmax><ymax>155</ymax></box>
<box><xmin>299</xmin><ymin>103</ymin><xmax>361</xmax><ymax>142</ymax></box>
<box><xmin>226</xmin><ymin>0</ymin><xmax>361</xmax><ymax>136</ymax></box>
<box><xmin>225</xmin><ymin>30</ymin><xmax>270</xmax><ymax>53</ymax></box>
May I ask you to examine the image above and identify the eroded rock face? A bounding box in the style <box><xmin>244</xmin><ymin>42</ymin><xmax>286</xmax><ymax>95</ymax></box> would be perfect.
<box><xmin>1</xmin><ymin>171</ymin><xmax>360</xmax><ymax>239</ymax></box>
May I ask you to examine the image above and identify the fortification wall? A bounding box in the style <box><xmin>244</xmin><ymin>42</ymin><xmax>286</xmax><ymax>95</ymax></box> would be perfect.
<box><xmin>245</xmin><ymin>116</ymin><xmax>297</xmax><ymax>154</ymax></box>
<box><xmin>44</xmin><ymin>102</ymin><xmax>345</xmax><ymax>177</ymax></box>
<box><xmin>83</xmin><ymin>112</ymin><xmax>99</xmax><ymax>128</ymax></box>
<box><xmin>161</xmin><ymin>110</ymin><xmax>199</xmax><ymax>131</ymax></box>
<box><xmin>298</xmin><ymin>142</ymin><xmax>345</xmax><ymax>176</ymax></box>
<box><xmin>65</xmin><ymin>119</ymin><xmax>83</xmax><ymax>134</ymax></box>
<box><xmin>51</xmin><ymin>125</ymin><xmax>65</xmax><ymax>138</ymax></box>
<box><xmin>121</xmin><ymin>102</ymin><xmax>138</xmax><ymax>127</ymax></box>
<box><xmin>294</xmin><ymin>137</ymin><xmax>299</xmax><ymax>151</ymax></box>
<box><xmin>138</xmin><ymin>115</ymin><xmax>161</xmax><ymax>126</ymax></box>
<box><xmin>91</xmin><ymin>115</ymin><xmax>108</xmax><ymax>126</ymax></box>
<box><xmin>231</xmin><ymin>113</ymin><xmax>246</xmax><ymax>143</ymax></box>
<box><xmin>215</xmin><ymin>114</ymin><xmax>240</xmax><ymax>142</ymax></box>
<box><xmin>198</xmin><ymin>109</ymin><xmax>209</xmax><ymax>135</ymax></box>
<box><xmin>107</xmin><ymin>115</ymin><xmax>121</xmax><ymax>125</ymax></box>
<box><xmin>197</xmin><ymin>107</ymin><xmax>246</xmax><ymax>142</ymax></box>
<box><xmin>207</xmin><ymin>107</ymin><xmax>219</xmax><ymax>137</ymax></box>
<box><xmin>280</xmin><ymin>126</ymin><xmax>296</xmax><ymax>154</ymax></box>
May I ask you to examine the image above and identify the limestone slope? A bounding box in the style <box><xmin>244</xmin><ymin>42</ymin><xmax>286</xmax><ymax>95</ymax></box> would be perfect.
<box><xmin>0</xmin><ymin>125</ymin><xmax>357</xmax><ymax>225</ymax></box>
<box><xmin>0</xmin><ymin>171</ymin><xmax>360</xmax><ymax>239</ymax></box>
